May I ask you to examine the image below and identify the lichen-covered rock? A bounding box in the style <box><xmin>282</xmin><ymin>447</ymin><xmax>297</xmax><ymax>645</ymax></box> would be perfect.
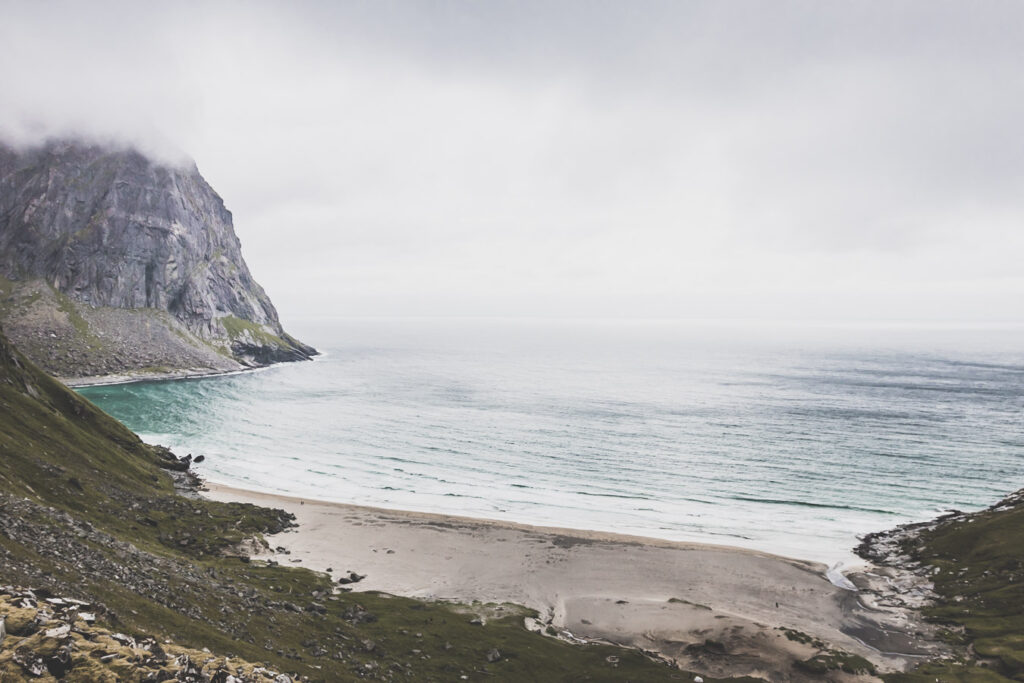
<box><xmin>0</xmin><ymin>586</ymin><xmax>296</xmax><ymax>682</ymax></box>
<box><xmin>0</xmin><ymin>140</ymin><xmax>315</xmax><ymax>379</ymax></box>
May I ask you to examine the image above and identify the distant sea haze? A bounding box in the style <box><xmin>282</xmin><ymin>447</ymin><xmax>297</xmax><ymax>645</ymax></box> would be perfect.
<box><xmin>79</xmin><ymin>318</ymin><xmax>1024</xmax><ymax>566</ymax></box>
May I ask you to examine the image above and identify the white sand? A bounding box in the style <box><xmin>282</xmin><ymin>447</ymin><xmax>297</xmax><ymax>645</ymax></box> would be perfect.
<box><xmin>205</xmin><ymin>482</ymin><xmax>943</xmax><ymax>679</ymax></box>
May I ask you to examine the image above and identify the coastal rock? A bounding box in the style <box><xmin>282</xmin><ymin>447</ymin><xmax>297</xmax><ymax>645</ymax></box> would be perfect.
<box><xmin>0</xmin><ymin>585</ymin><xmax>296</xmax><ymax>682</ymax></box>
<box><xmin>0</xmin><ymin>139</ymin><xmax>315</xmax><ymax>380</ymax></box>
<box><xmin>336</xmin><ymin>571</ymin><xmax>365</xmax><ymax>585</ymax></box>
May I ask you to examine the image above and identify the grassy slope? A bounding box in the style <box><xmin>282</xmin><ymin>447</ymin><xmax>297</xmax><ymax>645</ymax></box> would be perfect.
<box><xmin>0</xmin><ymin>324</ymin><xmax>278</xmax><ymax>551</ymax></box>
<box><xmin>0</xmin><ymin>328</ymin><xmax>705</xmax><ymax>682</ymax></box>
<box><xmin>883</xmin><ymin>492</ymin><xmax>1024</xmax><ymax>682</ymax></box>
<box><xmin>221</xmin><ymin>314</ymin><xmax>289</xmax><ymax>347</ymax></box>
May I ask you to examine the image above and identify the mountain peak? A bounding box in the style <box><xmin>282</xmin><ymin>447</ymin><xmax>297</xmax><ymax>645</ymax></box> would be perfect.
<box><xmin>0</xmin><ymin>139</ymin><xmax>315</xmax><ymax>382</ymax></box>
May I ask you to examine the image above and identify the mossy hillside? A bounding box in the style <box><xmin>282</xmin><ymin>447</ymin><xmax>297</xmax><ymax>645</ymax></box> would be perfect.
<box><xmin>220</xmin><ymin>314</ymin><xmax>289</xmax><ymax>347</ymax></box>
<box><xmin>0</xmin><ymin>329</ymin><xmax>292</xmax><ymax>566</ymax></box>
<box><xmin>0</xmin><ymin>330</ymin><xmax>699</xmax><ymax>681</ymax></box>
<box><xmin>796</xmin><ymin>651</ymin><xmax>876</xmax><ymax>676</ymax></box>
<box><xmin>51</xmin><ymin>284</ymin><xmax>100</xmax><ymax>348</ymax></box>
<box><xmin>882</xmin><ymin>491</ymin><xmax>1024</xmax><ymax>682</ymax></box>
<box><xmin>0</xmin><ymin>327</ymin><xmax>158</xmax><ymax>501</ymax></box>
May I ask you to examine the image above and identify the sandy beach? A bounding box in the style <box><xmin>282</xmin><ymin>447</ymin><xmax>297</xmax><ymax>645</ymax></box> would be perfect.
<box><xmin>205</xmin><ymin>482</ymin><xmax>946</xmax><ymax>679</ymax></box>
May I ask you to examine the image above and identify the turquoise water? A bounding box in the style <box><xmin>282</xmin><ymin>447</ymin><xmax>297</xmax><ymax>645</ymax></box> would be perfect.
<box><xmin>78</xmin><ymin>318</ymin><xmax>1024</xmax><ymax>565</ymax></box>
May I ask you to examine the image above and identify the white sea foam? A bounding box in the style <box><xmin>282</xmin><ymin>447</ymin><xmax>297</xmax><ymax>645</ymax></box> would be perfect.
<box><xmin>82</xmin><ymin>318</ymin><xmax>1024</xmax><ymax>566</ymax></box>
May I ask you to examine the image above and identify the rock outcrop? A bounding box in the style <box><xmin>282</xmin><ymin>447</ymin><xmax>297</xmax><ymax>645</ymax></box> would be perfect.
<box><xmin>0</xmin><ymin>139</ymin><xmax>315</xmax><ymax>381</ymax></box>
<box><xmin>0</xmin><ymin>586</ymin><xmax>298</xmax><ymax>682</ymax></box>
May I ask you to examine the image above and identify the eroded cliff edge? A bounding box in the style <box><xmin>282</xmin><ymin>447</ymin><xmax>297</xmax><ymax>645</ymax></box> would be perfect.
<box><xmin>0</xmin><ymin>139</ymin><xmax>315</xmax><ymax>382</ymax></box>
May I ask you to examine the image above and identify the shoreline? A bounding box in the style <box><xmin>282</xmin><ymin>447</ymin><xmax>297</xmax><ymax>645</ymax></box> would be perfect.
<box><xmin>204</xmin><ymin>480</ymin><xmax>947</xmax><ymax>678</ymax></box>
<box><xmin>207</xmin><ymin>481</ymin><xmax>815</xmax><ymax>565</ymax></box>
<box><xmin>197</xmin><ymin>477</ymin><xmax>871</xmax><ymax>572</ymax></box>
<box><xmin>63</xmin><ymin>365</ymin><xmax>252</xmax><ymax>388</ymax></box>
<box><xmin>63</xmin><ymin>353</ymin><xmax>326</xmax><ymax>388</ymax></box>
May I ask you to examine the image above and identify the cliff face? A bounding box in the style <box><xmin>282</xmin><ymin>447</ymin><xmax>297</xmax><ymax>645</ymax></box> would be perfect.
<box><xmin>0</xmin><ymin>140</ymin><xmax>315</xmax><ymax>379</ymax></box>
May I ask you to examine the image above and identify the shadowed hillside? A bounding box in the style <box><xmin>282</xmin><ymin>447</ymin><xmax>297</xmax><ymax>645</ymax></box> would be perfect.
<box><xmin>0</xmin><ymin>325</ymin><xmax>696</xmax><ymax>681</ymax></box>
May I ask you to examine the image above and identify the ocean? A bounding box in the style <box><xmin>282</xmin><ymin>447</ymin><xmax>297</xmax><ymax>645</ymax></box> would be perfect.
<box><xmin>78</xmin><ymin>318</ymin><xmax>1024</xmax><ymax>567</ymax></box>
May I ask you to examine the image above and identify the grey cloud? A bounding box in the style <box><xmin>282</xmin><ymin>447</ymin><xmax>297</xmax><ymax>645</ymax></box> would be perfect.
<box><xmin>2</xmin><ymin>0</ymin><xmax>1023</xmax><ymax>321</ymax></box>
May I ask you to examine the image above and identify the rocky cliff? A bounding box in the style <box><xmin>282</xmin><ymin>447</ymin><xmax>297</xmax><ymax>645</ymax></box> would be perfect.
<box><xmin>0</xmin><ymin>139</ymin><xmax>315</xmax><ymax>381</ymax></box>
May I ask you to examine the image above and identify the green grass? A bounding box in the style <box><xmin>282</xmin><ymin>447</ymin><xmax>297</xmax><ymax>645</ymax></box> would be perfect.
<box><xmin>881</xmin><ymin>494</ymin><xmax>1024</xmax><ymax>682</ymax></box>
<box><xmin>0</xmin><ymin>327</ymin><xmax>704</xmax><ymax>681</ymax></box>
<box><xmin>796</xmin><ymin>650</ymin><xmax>876</xmax><ymax>676</ymax></box>
<box><xmin>51</xmin><ymin>284</ymin><xmax>103</xmax><ymax>349</ymax></box>
<box><xmin>779</xmin><ymin>627</ymin><xmax>826</xmax><ymax>649</ymax></box>
<box><xmin>220</xmin><ymin>314</ymin><xmax>288</xmax><ymax>348</ymax></box>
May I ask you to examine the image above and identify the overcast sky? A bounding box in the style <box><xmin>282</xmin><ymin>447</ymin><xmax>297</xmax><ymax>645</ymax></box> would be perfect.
<box><xmin>2</xmin><ymin>0</ymin><xmax>1023</xmax><ymax>323</ymax></box>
